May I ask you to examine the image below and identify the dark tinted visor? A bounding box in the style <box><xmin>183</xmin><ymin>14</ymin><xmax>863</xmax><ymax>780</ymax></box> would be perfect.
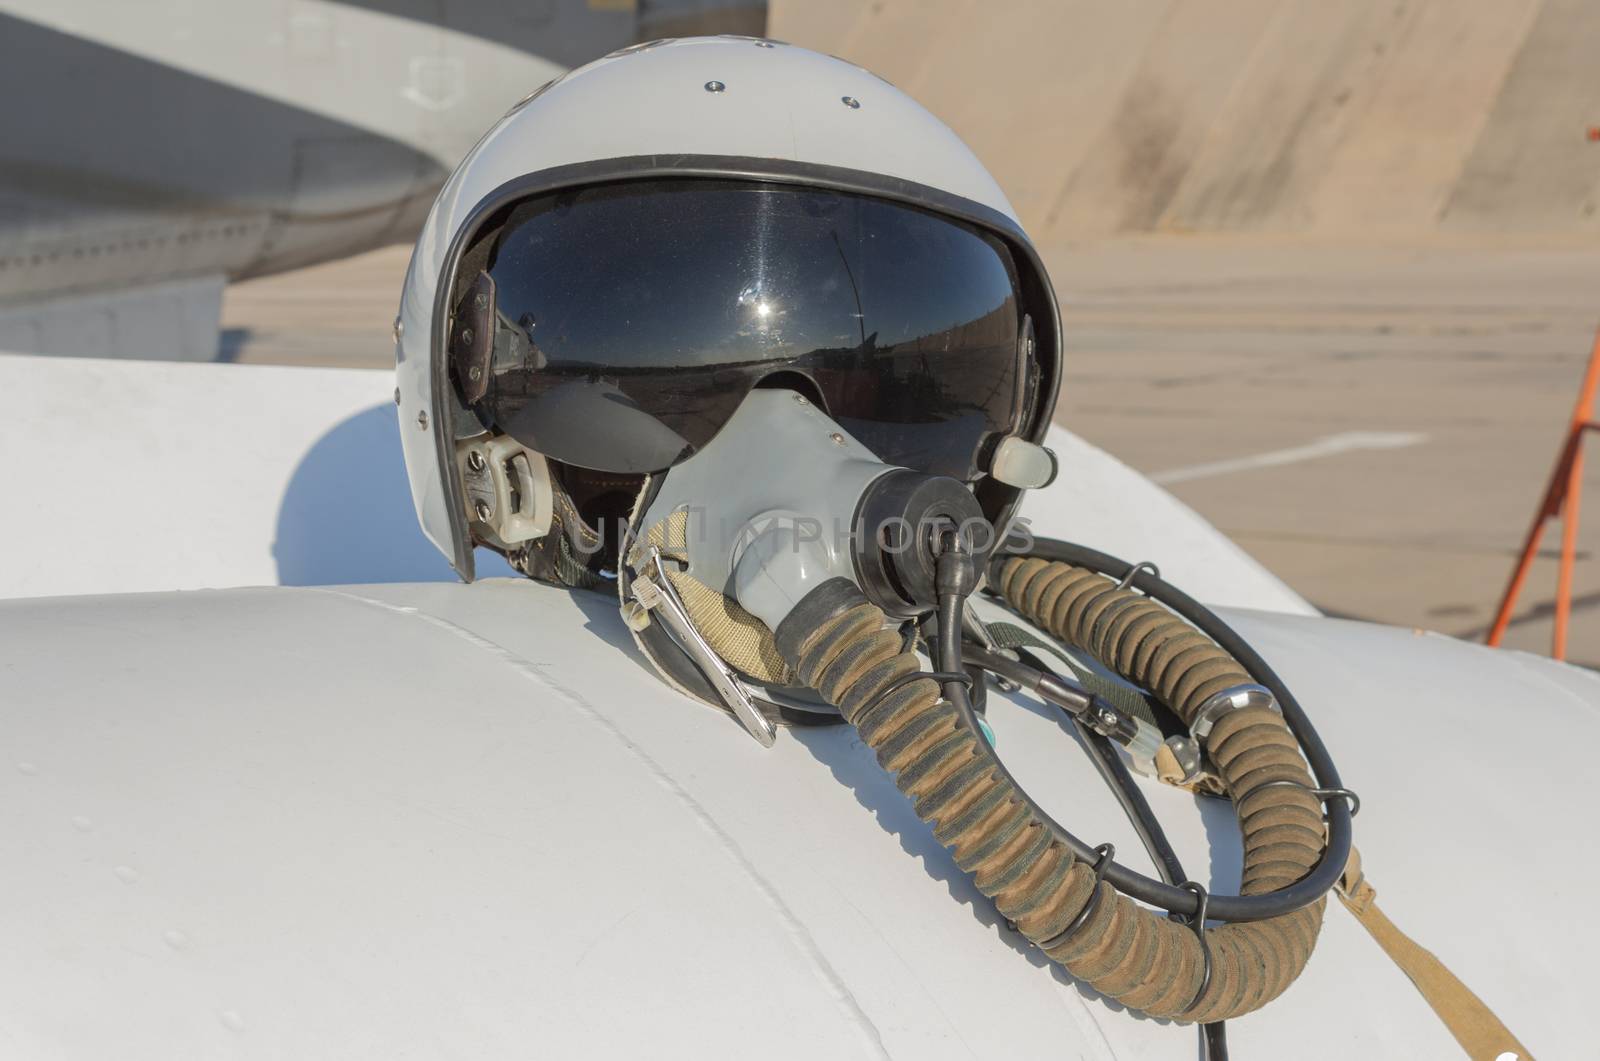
<box><xmin>462</xmin><ymin>180</ymin><xmax>1030</xmax><ymax>479</ymax></box>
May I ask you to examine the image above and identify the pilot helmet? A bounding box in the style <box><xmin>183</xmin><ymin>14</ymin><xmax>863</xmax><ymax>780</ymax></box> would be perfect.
<box><xmin>392</xmin><ymin>44</ymin><xmax>1356</xmax><ymax>1031</ymax></box>
<box><xmin>395</xmin><ymin>35</ymin><xmax>1062</xmax><ymax>591</ymax></box>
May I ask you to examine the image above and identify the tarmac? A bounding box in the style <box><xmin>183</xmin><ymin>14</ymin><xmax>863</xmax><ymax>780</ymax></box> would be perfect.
<box><xmin>222</xmin><ymin>237</ymin><xmax>1600</xmax><ymax>668</ymax></box>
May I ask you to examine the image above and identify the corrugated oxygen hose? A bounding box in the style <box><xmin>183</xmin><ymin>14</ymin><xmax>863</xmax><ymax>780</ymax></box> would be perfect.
<box><xmin>776</xmin><ymin>559</ymin><xmax>1328</xmax><ymax>1023</ymax></box>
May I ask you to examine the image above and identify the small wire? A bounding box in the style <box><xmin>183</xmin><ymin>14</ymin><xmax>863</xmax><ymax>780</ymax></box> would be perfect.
<box><xmin>1249</xmin><ymin>779</ymin><xmax>1361</xmax><ymax>818</ymax></box>
<box><xmin>1035</xmin><ymin>843</ymin><xmax>1116</xmax><ymax>951</ymax></box>
<box><xmin>855</xmin><ymin>669</ymin><xmax>971</xmax><ymax>728</ymax></box>
<box><xmin>1176</xmin><ymin>881</ymin><xmax>1215</xmax><ymax>1018</ymax></box>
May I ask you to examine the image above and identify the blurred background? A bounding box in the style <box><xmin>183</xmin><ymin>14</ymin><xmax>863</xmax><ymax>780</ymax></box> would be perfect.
<box><xmin>3</xmin><ymin>0</ymin><xmax>1596</xmax><ymax>665</ymax></box>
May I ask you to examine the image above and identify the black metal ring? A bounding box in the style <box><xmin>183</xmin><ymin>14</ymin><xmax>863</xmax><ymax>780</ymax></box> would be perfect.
<box><xmin>1036</xmin><ymin>843</ymin><xmax>1116</xmax><ymax>952</ymax></box>
<box><xmin>1175</xmin><ymin>880</ymin><xmax>1214</xmax><ymax>1018</ymax></box>
<box><xmin>1249</xmin><ymin>780</ymin><xmax>1361</xmax><ymax>819</ymax></box>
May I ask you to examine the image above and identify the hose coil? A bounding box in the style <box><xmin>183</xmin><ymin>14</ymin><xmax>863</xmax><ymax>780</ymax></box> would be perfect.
<box><xmin>778</xmin><ymin>559</ymin><xmax>1329</xmax><ymax>1022</ymax></box>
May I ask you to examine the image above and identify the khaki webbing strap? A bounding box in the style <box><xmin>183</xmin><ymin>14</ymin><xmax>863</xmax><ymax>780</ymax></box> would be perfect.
<box><xmin>642</xmin><ymin>509</ymin><xmax>793</xmax><ymax>685</ymax></box>
<box><xmin>1338</xmin><ymin>849</ymin><xmax>1534</xmax><ymax>1060</ymax></box>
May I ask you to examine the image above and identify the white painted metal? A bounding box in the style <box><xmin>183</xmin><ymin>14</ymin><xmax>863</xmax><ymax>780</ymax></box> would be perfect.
<box><xmin>0</xmin><ymin>353</ymin><xmax>1305</xmax><ymax>612</ymax></box>
<box><xmin>1021</xmin><ymin>431</ymin><xmax>1312</xmax><ymax>615</ymax></box>
<box><xmin>0</xmin><ymin>1</ymin><xmax>574</xmax><ymax>351</ymax></box>
<box><xmin>0</xmin><ymin>353</ymin><xmax>516</xmax><ymax>597</ymax></box>
<box><xmin>0</xmin><ymin>0</ymin><xmax>563</xmax><ymax>173</ymax></box>
<box><xmin>0</xmin><ymin>275</ymin><xmax>224</xmax><ymax>361</ymax></box>
<box><xmin>396</xmin><ymin>35</ymin><xmax>1020</xmax><ymax>567</ymax></box>
<box><xmin>0</xmin><ymin>577</ymin><xmax>1592</xmax><ymax>1058</ymax></box>
<box><xmin>0</xmin><ymin>2</ymin><xmax>563</xmax><ymax>171</ymax></box>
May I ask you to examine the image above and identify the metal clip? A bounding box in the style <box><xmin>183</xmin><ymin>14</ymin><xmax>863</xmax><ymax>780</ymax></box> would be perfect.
<box><xmin>1249</xmin><ymin>780</ymin><xmax>1361</xmax><ymax>819</ymax></box>
<box><xmin>1174</xmin><ymin>881</ymin><xmax>1214</xmax><ymax>1018</ymax></box>
<box><xmin>1037</xmin><ymin>843</ymin><xmax>1116</xmax><ymax>952</ymax></box>
<box><xmin>632</xmin><ymin>548</ymin><xmax>777</xmax><ymax>747</ymax></box>
<box><xmin>1188</xmin><ymin>682</ymin><xmax>1279</xmax><ymax>743</ymax></box>
<box><xmin>963</xmin><ymin>603</ymin><xmax>1019</xmax><ymax>692</ymax></box>
<box><xmin>1115</xmin><ymin>561</ymin><xmax>1160</xmax><ymax>592</ymax></box>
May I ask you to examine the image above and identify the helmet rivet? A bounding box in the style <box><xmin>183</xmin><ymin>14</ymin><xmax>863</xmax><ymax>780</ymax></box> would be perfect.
<box><xmin>829</xmin><ymin>432</ymin><xmax>846</xmax><ymax>446</ymax></box>
<box><xmin>704</xmin><ymin>80</ymin><xmax>725</xmax><ymax>93</ymax></box>
<box><xmin>794</xmin><ymin>394</ymin><xmax>809</xmax><ymax>405</ymax></box>
<box><xmin>393</xmin><ymin>387</ymin><xmax>401</xmax><ymax>406</ymax></box>
<box><xmin>392</xmin><ymin>316</ymin><xmax>403</xmax><ymax>342</ymax></box>
<box><xmin>474</xmin><ymin>293</ymin><xmax>488</xmax><ymax>310</ymax></box>
<box><xmin>416</xmin><ymin>410</ymin><xmax>428</xmax><ymax>430</ymax></box>
<box><xmin>474</xmin><ymin>499</ymin><xmax>492</xmax><ymax>522</ymax></box>
<box><xmin>461</xmin><ymin>327</ymin><xmax>473</xmax><ymax>343</ymax></box>
<box><xmin>754</xmin><ymin>41</ymin><xmax>774</xmax><ymax>48</ymax></box>
<box><xmin>466</xmin><ymin>449</ymin><xmax>486</xmax><ymax>472</ymax></box>
<box><xmin>841</xmin><ymin>96</ymin><xmax>861</xmax><ymax>109</ymax></box>
<box><xmin>468</xmin><ymin>366</ymin><xmax>482</xmax><ymax>381</ymax></box>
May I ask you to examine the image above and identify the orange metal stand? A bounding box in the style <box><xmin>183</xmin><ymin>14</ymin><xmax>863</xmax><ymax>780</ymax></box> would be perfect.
<box><xmin>1486</xmin><ymin>328</ymin><xmax>1600</xmax><ymax>659</ymax></box>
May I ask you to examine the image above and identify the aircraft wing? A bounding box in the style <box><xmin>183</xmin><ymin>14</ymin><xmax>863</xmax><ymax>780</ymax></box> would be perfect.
<box><xmin>0</xmin><ymin>576</ymin><xmax>1592</xmax><ymax>1057</ymax></box>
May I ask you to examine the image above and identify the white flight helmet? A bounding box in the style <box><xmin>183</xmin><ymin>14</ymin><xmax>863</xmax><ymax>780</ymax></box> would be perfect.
<box><xmin>395</xmin><ymin>35</ymin><xmax>1061</xmax><ymax>583</ymax></box>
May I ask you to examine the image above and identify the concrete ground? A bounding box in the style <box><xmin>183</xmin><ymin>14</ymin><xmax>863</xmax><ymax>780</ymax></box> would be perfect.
<box><xmin>1045</xmin><ymin>238</ymin><xmax>1600</xmax><ymax>669</ymax></box>
<box><xmin>221</xmin><ymin>239</ymin><xmax>1600</xmax><ymax>668</ymax></box>
<box><xmin>774</xmin><ymin>0</ymin><xmax>1600</xmax><ymax>243</ymax></box>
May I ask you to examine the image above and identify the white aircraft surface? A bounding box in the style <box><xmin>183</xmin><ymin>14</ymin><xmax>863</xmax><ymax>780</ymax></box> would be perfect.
<box><xmin>2</xmin><ymin>351</ymin><xmax>1595</xmax><ymax>1058</ymax></box>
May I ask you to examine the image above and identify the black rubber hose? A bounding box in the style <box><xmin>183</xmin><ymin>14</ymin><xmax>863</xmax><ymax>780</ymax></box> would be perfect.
<box><xmin>779</xmin><ymin>576</ymin><xmax>1320</xmax><ymax>1019</ymax></box>
<box><xmin>1047</xmin><ymin>675</ymin><xmax>1229</xmax><ymax>1061</ymax></box>
<box><xmin>938</xmin><ymin>591</ymin><xmax>969</xmax><ymax>708</ymax></box>
<box><xmin>955</xmin><ymin>641</ymin><xmax>1205</xmax><ymax>898</ymax></box>
<box><xmin>999</xmin><ymin>538</ymin><xmax>1354</xmax><ymax>854</ymax></box>
<box><xmin>978</xmin><ymin>640</ymin><xmax>1230</xmax><ymax>1057</ymax></box>
<box><xmin>951</xmin><ymin>620</ymin><xmax>1279</xmax><ymax>921</ymax></box>
<box><xmin>1203</xmin><ymin>1020</ymin><xmax>1230</xmax><ymax>1061</ymax></box>
<box><xmin>983</xmin><ymin>645</ymin><xmax>1189</xmax><ymax>887</ymax></box>
<box><xmin>1072</xmin><ymin>712</ymin><xmax>1190</xmax><ymax>888</ymax></box>
<box><xmin>1054</xmin><ymin>681</ymin><xmax>1229</xmax><ymax>1061</ymax></box>
<box><xmin>1052</xmin><ymin>675</ymin><xmax>1229</xmax><ymax>1061</ymax></box>
<box><xmin>987</xmin><ymin>537</ymin><xmax>1352</xmax><ymax>923</ymax></box>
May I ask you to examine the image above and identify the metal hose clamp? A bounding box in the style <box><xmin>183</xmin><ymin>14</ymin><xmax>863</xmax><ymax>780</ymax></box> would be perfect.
<box><xmin>1189</xmin><ymin>682</ymin><xmax>1279</xmax><ymax>743</ymax></box>
<box><xmin>1036</xmin><ymin>843</ymin><xmax>1116</xmax><ymax>952</ymax></box>
<box><xmin>1175</xmin><ymin>880</ymin><xmax>1214</xmax><ymax>1018</ymax></box>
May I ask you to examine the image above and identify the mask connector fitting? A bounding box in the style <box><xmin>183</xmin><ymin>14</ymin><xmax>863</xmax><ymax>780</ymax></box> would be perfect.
<box><xmin>852</xmin><ymin>469</ymin><xmax>991</xmax><ymax>619</ymax></box>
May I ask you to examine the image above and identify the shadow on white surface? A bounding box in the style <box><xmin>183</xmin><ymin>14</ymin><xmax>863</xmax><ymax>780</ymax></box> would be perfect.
<box><xmin>274</xmin><ymin>403</ymin><xmax>514</xmax><ymax>586</ymax></box>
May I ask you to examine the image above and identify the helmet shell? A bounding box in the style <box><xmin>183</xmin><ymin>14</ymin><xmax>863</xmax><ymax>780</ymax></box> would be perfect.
<box><xmin>396</xmin><ymin>36</ymin><xmax>1060</xmax><ymax>577</ymax></box>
